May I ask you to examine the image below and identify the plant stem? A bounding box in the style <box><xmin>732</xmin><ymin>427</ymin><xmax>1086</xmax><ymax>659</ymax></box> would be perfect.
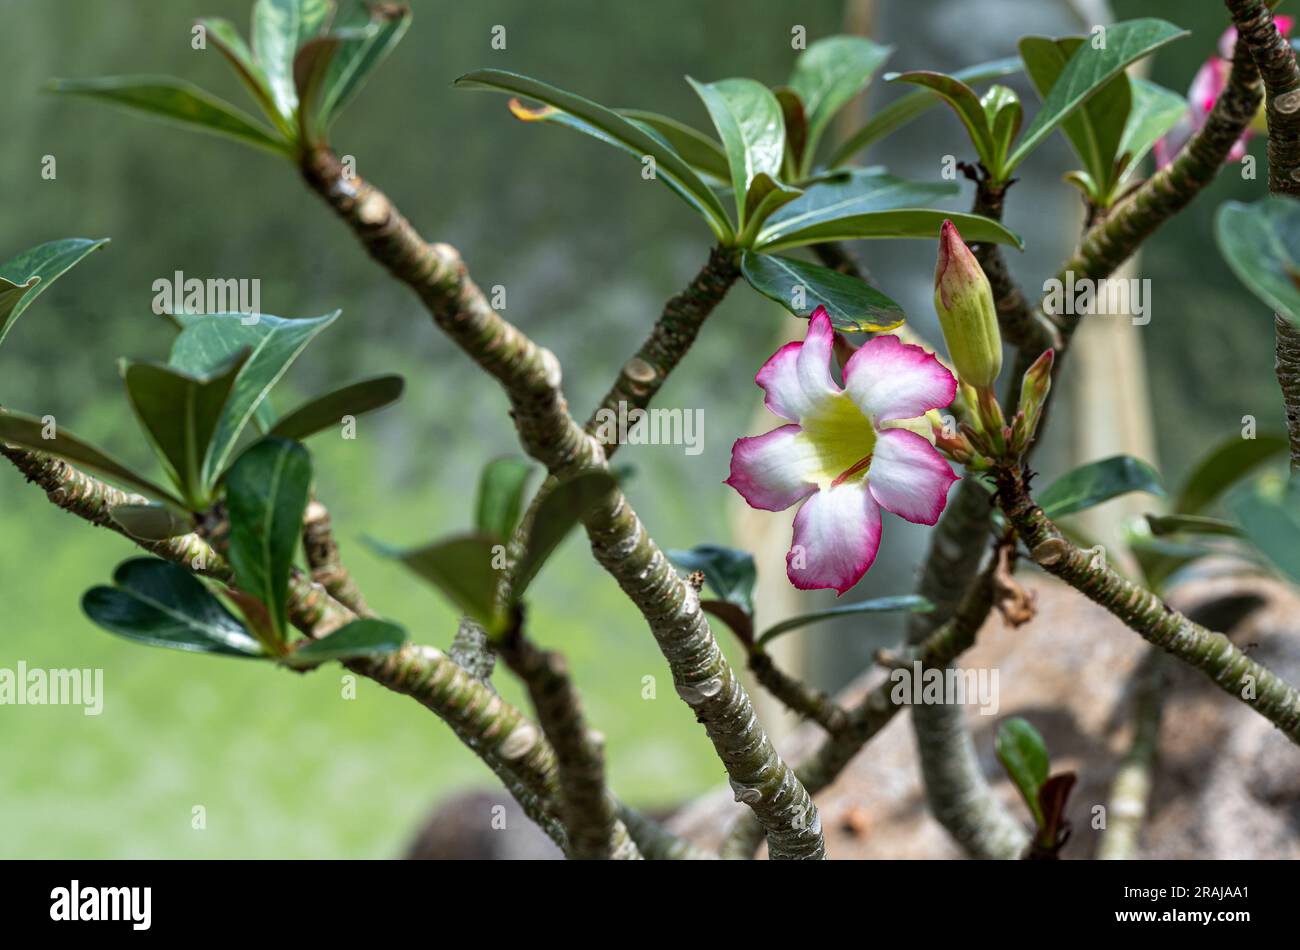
<box><xmin>995</xmin><ymin>464</ymin><xmax>1300</xmax><ymax>741</ymax></box>
<box><xmin>746</xmin><ymin>649</ymin><xmax>849</xmax><ymax>733</ymax></box>
<box><xmin>498</xmin><ymin>630</ymin><xmax>641</xmax><ymax>859</ymax></box>
<box><xmin>299</xmin><ymin>147</ymin><xmax>824</xmax><ymax>859</ymax></box>
<box><xmin>302</xmin><ymin>498</ymin><xmax>370</xmax><ymax>615</ymax></box>
<box><xmin>1097</xmin><ymin>649</ymin><xmax>1167</xmax><ymax>860</ymax></box>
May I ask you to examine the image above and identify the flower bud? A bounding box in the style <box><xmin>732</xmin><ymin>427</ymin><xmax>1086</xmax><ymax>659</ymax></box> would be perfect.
<box><xmin>934</xmin><ymin>219</ymin><xmax>1003</xmax><ymax>389</ymax></box>
<box><xmin>1010</xmin><ymin>348</ymin><xmax>1055</xmax><ymax>453</ymax></box>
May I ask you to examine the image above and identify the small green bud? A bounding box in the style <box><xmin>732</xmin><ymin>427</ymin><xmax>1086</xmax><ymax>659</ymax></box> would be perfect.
<box><xmin>1011</xmin><ymin>348</ymin><xmax>1055</xmax><ymax>453</ymax></box>
<box><xmin>934</xmin><ymin>219</ymin><xmax>1003</xmax><ymax>389</ymax></box>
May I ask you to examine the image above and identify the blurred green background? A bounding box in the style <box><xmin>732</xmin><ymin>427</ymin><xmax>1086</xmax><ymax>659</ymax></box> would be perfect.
<box><xmin>0</xmin><ymin>0</ymin><xmax>1286</xmax><ymax>857</ymax></box>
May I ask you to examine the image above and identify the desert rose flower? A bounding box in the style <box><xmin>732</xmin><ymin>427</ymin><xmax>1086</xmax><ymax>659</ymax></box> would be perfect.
<box><xmin>726</xmin><ymin>308</ymin><xmax>959</xmax><ymax>594</ymax></box>
<box><xmin>1154</xmin><ymin>16</ymin><xmax>1293</xmax><ymax>169</ymax></box>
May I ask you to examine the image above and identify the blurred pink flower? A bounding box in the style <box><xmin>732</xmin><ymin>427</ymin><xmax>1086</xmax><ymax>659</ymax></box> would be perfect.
<box><xmin>1155</xmin><ymin>16</ymin><xmax>1293</xmax><ymax>169</ymax></box>
<box><xmin>725</xmin><ymin>308</ymin><xmax>958</xmax><ymax>595</ymax></box>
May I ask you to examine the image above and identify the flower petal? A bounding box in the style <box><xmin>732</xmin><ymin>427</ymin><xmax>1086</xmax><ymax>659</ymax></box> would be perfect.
<box><xmin>755</xmin><ymin>307</ymin><xmax>840</xmax><ymax>421</ymax></box>
<box><xmin>787</xmin><ymin>481</ymin><xmax>883</xmax><ymax>594</ymax></box>
<box><xmin>726</xmin><ymin>424</ymin><xmax>819</xmax><ymax>511</ymax></box>
<box><xmin>867</xmin><ymin>428</ymin><xmax>959</xmax><ymax>525</ymax></box>
<box><xmin>843</xmin><ymin>334</ymin><xmax>957</xmax><ymax>423</ymax></box>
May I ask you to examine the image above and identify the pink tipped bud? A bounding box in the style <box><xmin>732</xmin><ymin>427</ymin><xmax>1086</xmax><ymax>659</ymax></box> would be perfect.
<box><xmin>934</xmin><ymin>220</ymin><xmax>1003</xmax><ymax>389</ymax></box>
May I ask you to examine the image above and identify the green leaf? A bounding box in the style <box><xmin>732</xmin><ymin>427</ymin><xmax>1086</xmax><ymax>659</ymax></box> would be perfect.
<box><xmin>224</xmin><ymin>437</ymin><xmax>313</xmax><ymax>644</ymax></box>
<box><xmin>756</xmin><ymin>167</ymin><xmax>952</xmax><ymax>242</ymax></box>
<box><xmin>789</xmin><ymin>35</ymin><xmax>892</xmax><ymax>169</ymax></box>
<box><xmin>109</xmin><ymin>503</ymin><xmax>194</xmax><ymax>541</ymax></box>
<box><xmin>474</xmin><ymin>457</ymin><xmax>534</xmax><ymax>541</ymax></box>
<box><xmin>831</xmin><ymin>56</ymin><xmax>1021</xmax><ymax>166</ymax></box>
<box><xmin>758</xmin><ymin>208</ymin><xmax>1022</xmax><ymax>253</ymax></box>
<box><xmin>169</xmin><ymin>310</ymin><xmax>340</xmax><ymax>485</ymax></box>
<box><xmin>372</xmin><ymin>533</ymin><xmax>504</xmax><ymax>633</ymax></box>
<box><xmin>773</xmin><ymin>88</ymin><xmax>808</xmax><ymax>180</ymax></box>
<box><xmin>292</xmin><ymin>34</ymin><xmax>342</xmax><ymax>145</ymax></box>
<box><xmin>283</xmin><ymin>618</ymin><xmax>407</xmax><ymax>667</ymax></box>
<box><xmin>1113</xmin><ymin>78</ymin><xmax>1185</xmax><ymax>189</ymax></box>
<box><xmin>48</xmin><ymin>76</ymin><xmax>291</xmax><ymax>157</ymax></box>
<box><xmin>251</xmin><ymin>0</ymin><xmax>332</xmax><ymax>121</ymax></box>
<box><xmin>1019</xmin><ymin>36</ymin><xmax>1131</xmax><ymax>192</ymax></box>
<box><xmin>666</xmin><ymin>544</ymin><xmax>756</xmax><ymax>613</ymax></box>
<box><xmin>268</xmin><ymin>374</ymin><xmax>404</xmax><ymax>441</ymax></box>
<box><xmin>1037</xmin><ymin>455</ymin><xmax>1164</xmax><ymax>520</ymax></box>
<box><xmin>620</xmin><ymin>109</ymin><xmax>729</xmax><ymax>184</ymax></box>
<box><xmin>0</xmin><ymin>237</ymin><xmax>110</xmax><ymax>348</ymax></box>
<box><xmin>514</xmin><ymin>470</ymin><xmax>618</xmax><ymax>600</ymax></box>
<box><xmin>886</xmin><ymin>71</ymin><xmax>996</xmax><ymax>167</ymax></box>
<box><xmin>1129</xmin><ymin>535</ymin><xmax>1215</xmax><ymax>592</ymax></box>
<box><xmin>122</xmin><ymin>352</ymin><xmax>250</xmax><ymax>508</ymax></box>
<box><xmin>1174</xmin><ymin>433</ymin><xmax>1288</xmax><ymax>515</ymax></box>
<box><xmin>1145</xmin><ymin>513</ymin><xmax>1242</xmax><ymax>538</ymax></box>
<box><xmin>982</xmin><ymin>84</ymin><xmax>1024</xmax><ymax>175</ymax></box>
<box><xmin>755</xmin><ymin>595</ymin><xmax>932</xmax><ymax>648</ymax></box>
<box><xmin>1006</xmin><ymin>18</ymin><xmax>1188</xmax><ymax>173</ymax></box>
<box><xmin>995</xmin><ymin>717</ymin><xmax>1050</xmax><ymax>828</ymax></box>
<box><xmin>1216</xmin><ymin>196</ymin><xmax>1300</xmax><ymax>327</ymax></box>
<box><xmin>316</xmin><ymin>0</ymin><xmax>411</xmax><ymax>130</ymax></box>
<box><xmin>687</xmin><ymin>77</ymin><xmax>785</xmax><ymax>230</ymax></box>
<box><xmin>455</xmin><ymin>69</ymin><xmax>733</xmax><ymax>241</ymax></box>
<box><xmin>82</xmin><ymin>558</ymin><xmax>265</xmax><ymax>657</ymax></box>
<box><xmin>1230</xmin><ymin>475</ymin><xmax>1300</xmax><ymax>585</ymax></box>
<box><xmin>0</xmin><ymin>408</ymin><xmax>186</xmax><ymax>506</ymax></box>
<box><xmin>740</xmin><ymin>173</ymin><xmax>803</xmax><ymax>241</ymax></box>
<box><xmin>740</xmin><ymin>251</ymin><xmax>904</xmax><ymax>332</ymax></box>
<box><xmin>199</xmin><ymin>17</ymin><xmax>288</xmax><ymax>136</ymax></box>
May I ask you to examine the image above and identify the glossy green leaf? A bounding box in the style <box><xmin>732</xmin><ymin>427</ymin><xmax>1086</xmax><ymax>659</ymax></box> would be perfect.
<box><xmin>109</xmin><ymin>503</ymin><xmax>194</xmax><ymax>541</ymax></box>
<box><xmin>887</xmin><ymin>71</ymin><xmax>995</xmax><ymax>167</ymax></box>
<box><xmin>199</xmin><ymin>17</ymin><xmax>288</xmax><ymax>135</ymax></box>
<box><xmin>455</xmin><ymin>69</ymin><xmax>733</xmax><ymax>241</ymax></box>
<box><xmin>995</xmin><ymin>717</ymin><xmax>1049</xmax><ymax>827</ymax></box>
<box><xmin>666</xmin><ymin>544</ymin><xmax>756</xmax><ymax>613</ymax></box>
<box><xmin>981</xmin><ymin>84</ymin><xmax>1024</xmax><ymax>174</ymax></box>
<box><xmin>514</xmin><ymin>470</ymin><xmax>618</xmax><ymax>599</ymax></box>
<box><xmin>831</xmin><ymin>56</ymin><xmax>1021</xmax><ymax>166</ymax></box>
<box><xmin>268</xmin><ymin>374</ymin><xmax>404</xmax><ymax>441</ymax></box>
<box><xmin>1129</xmin><ymin>535</ymin><xmax>1215</xmax><ymax>592</ymax></box>
<box><xmin>1174</xmin><ymin>433</ymin><xmax>1287</xmax><ymax>515</ymax></box>
<box><xmin>620</xmin><ymin>109</ymin><xmax>729</xmax><ymax>183</ymax></box>
<box><xmin>169</xmin><ymin>310</ymin><xmax>340</xmax><ymax>484</ymax></box>
<box><xmin>1216</xmin><ymin>196</ymin><xmax>1300</xmax><ymax>327</ymax></box>
<box><xmin>316</xmin><ymin>0</ymin><xmax>411</xmax><ymax>129</ymax></box>
<box><xmin>757</xmin><ymin>207</ymin><xmax>1021</xmax><ymax>253</ymax></box>
<box><xmin>1145</xmin><ymin>513</ymin><xmax>1242</xmax><ymax>538</ymax></box>
<box><xmin>1006</xmin><ymin>18</ymin><xmax>1188</xmax><ymax>173</ymax></box>
<box><xmin>292</xmin><ymin>34</ymin><xmax>341</xmax><ymax>145</ymax></box>
<box><xmin>1037</xmin><ymin>455</ymin><xmax>1164</xmax><ymax>520</ymax></box>
<box><xmin>0</xmin><ymin>237</ymin><xmax>109</xmax><ymax>348</ymax></box>
<box><xmin>122</xmin><ymin>352</ymin><xmax>249</xmax><ymax>507</ymax></box>
<box><xmin>48</xmin><ymin>76</ymin><xmax>291</xmax><ymax>157</ymax></box>
<box><xmin>773</xmin><ymin>88</ymin><xmax>807</xmax><ymax>180</ymax></box>
<box><xmin>224</xmin><ymin>437</ymin><xmax>313</xmax><ymax>643</ymax></box>
<box><xmin>756</xmin><ymin>595</ymin><xmax>932</xmax><ymax>648</ymax></box>
<box><xmin>82</xmin><ymin>558</ymin><xmax>264</xmax><ymax>657</ymax></box>
<box><xmin>251</xmin><ymin>0</ymin><xmax>332</xmax><ymax>120</ymax></box>
<box><xmin>474</xmin><ymin>457</ymin><xmax>534</xmax><ymax>542</ymax></box>
<box><xmin>373</xmin><ymin>533</ymin><xmax>504</xmax><ymax>633</ymax></box>
<box><xmin>283</xmin><ymin>617</ymin><xmax>407</xmax><ymax>667</ymax></box>
<box><xmin>740</xmin><ymin>251</ymin><xmax>904</xmax><ymax>332</ymax></box>
<box><xmin>0</xmin><ymin>408</ymin><xmax>183</xmax><ymax>506</ymax></box>
<box><xmin>687</xmin><ymin>77</ymin><xmax>785</xmax><ymax>229</ymax></box>
<box><xmin>1114</xmin><ymin>78</ymin><xmax>1185</xmax><ymax>188</ymax></box>
<box><xmin>789</xmin><ymin>35</ymin><xmax>892</xmax><ymax>168</ymax></box>
<box><xmin>1230</xmin><ymin>475</ymin><xmax>1300</xmax><ymax>585</ymax></box>
<box><xmin>1019</xmin><ymin>36</ymin><xmax>1131</xmax><ymax>191</ymax></box>
<box><xmin>740</xmin><ymin>173</ymin><xmax>803</xmax><ymax>241</ymax></box>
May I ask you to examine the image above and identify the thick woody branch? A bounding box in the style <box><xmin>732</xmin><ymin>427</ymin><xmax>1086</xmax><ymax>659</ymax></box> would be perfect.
<box><xmin>996</xmin><ymin>465</ymin><xmax>1300</xmax><ymax>742</ymax></box>
<box><xmin>299</xmin><ymin>148</ymin><xmax>824</xmax><ymax>859</ymax></box>
<box><xmin>746</xmin><ymin>649</ymin><xmax>849</xmax><ymax>734</ymax></box>
<box><xmin>302</xmin><ymin>499</ymin><xmax>370</xmax><ymax>616</ymax></box>
<box><xmin>1054</xmin><ymin>37</ymin><xmax>1262</xmax><ymax>344</ymax></box>
<box><xmin>1097</xmin><ymin>649</ymin><xmax>1167</xmax><ymax>860</ymax></box>
<box><xmin>498</xmin><ymin>629</ymin><xmax>641</xmax><ymax>859</ymax></box>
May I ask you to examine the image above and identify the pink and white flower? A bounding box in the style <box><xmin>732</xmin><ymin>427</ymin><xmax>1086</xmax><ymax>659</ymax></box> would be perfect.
<box><xmin>726</xmin><ymin>308</ymin><xmax>959</xmax><ymax>595</ymax></box>
<box><xmin>1155</xmin><ymin>16</ymin><xmax>1293</xmax><ymax>169</ymax></box>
